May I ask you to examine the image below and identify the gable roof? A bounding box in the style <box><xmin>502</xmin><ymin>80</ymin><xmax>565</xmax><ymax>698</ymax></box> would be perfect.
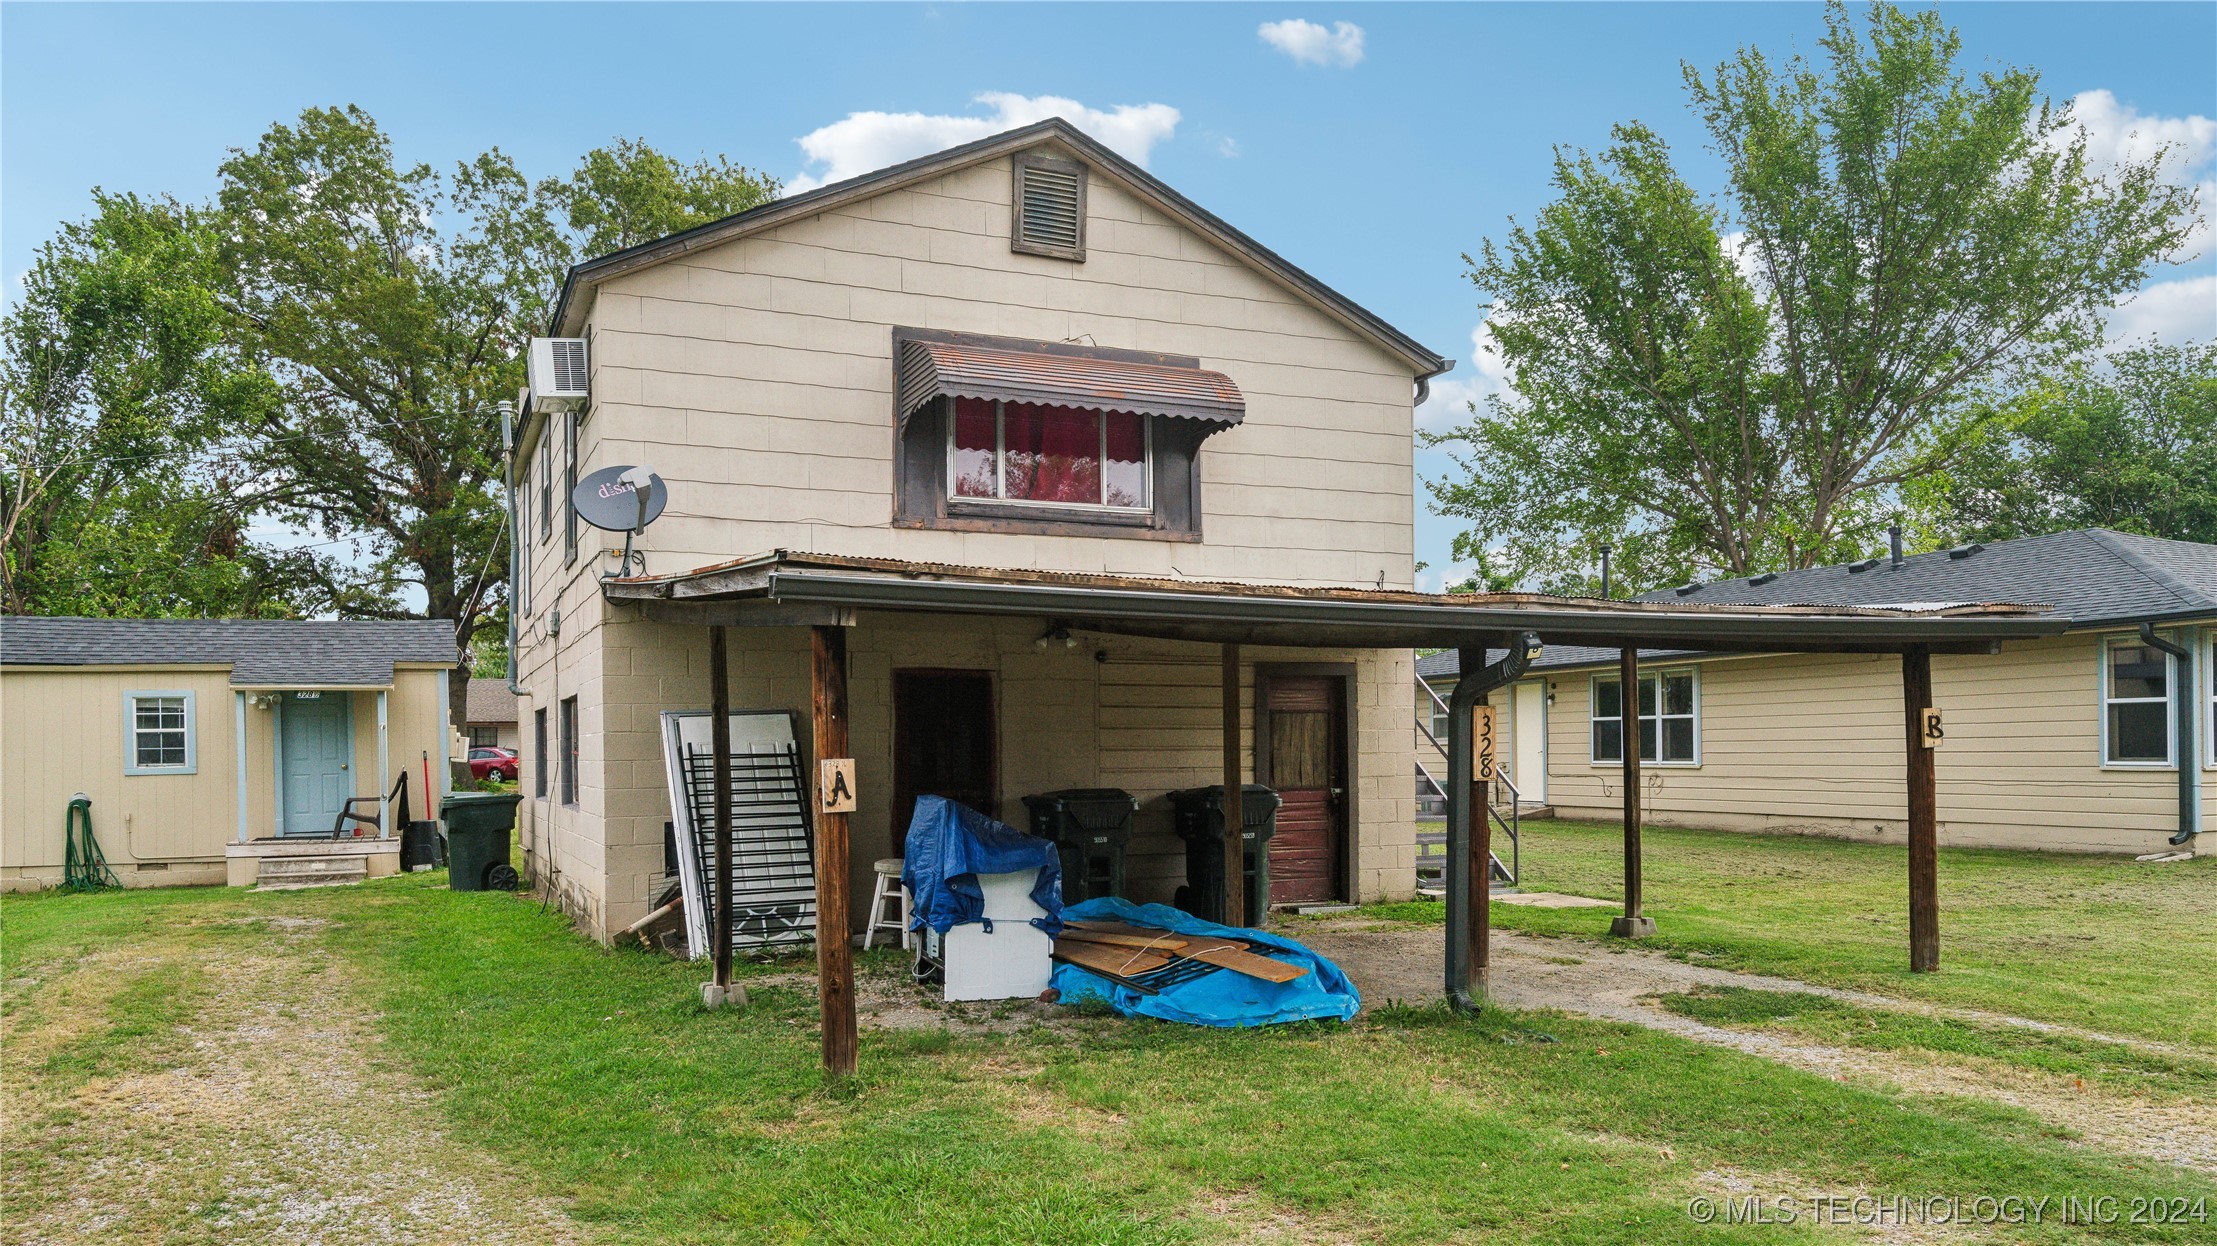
<box><xmin>0</xmin><ymin>617</ymin><xmax>457</xmax><ymax>687</ymax></box>
<box><xmin>1416</xmin><ymin>529</ymin><xmax>2217</xmax><ymax>681</ymax></box>
<box><xmin>465</xmin><ymin>677</ymin><xmax>519</xmax><ymax>725</ymax></box>
<box><xmin>548</xmin><ymin>118</ymin><xmax>1450</xmax><ymax>382</ymax></box>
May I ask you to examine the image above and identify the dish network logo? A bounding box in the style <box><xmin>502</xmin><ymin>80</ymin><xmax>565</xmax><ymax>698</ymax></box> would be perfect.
<box><xmin>596</xmin><ymin>479</ymin><xmax>641</xmax><ymax>500</ymax></box>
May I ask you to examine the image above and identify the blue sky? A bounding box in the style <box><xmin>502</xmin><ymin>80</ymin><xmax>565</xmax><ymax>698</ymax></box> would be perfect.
<box><xmin>6</xmin><ymin>2</ymin><xmax>2212</xmax><ymax>585</ymax></box>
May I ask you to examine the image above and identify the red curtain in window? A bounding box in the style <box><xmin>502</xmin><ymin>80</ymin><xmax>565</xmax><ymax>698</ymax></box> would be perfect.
<box><xmin>951</xmin><ymin>398</ymin><xmax>998</xmax><ymax>497</ymax></box>
<box><xmin>1003</xmin><ymin>403</ymin><xmax>1101</xmax><ymax>504</ymax></box>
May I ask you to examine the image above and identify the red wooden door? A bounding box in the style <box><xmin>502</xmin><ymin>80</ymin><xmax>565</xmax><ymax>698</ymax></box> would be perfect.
<box><xmin>1264</xmin><ymin>674</ymin><xmax>1345</xmax><ymax>904</ymax></box>
<box><xmin>891</xmin><ymin>670</ymin><xmax>997</xmax><ymax>850</ymax></box>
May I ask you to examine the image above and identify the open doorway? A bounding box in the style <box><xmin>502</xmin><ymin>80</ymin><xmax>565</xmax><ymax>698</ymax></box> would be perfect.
<box><xmin>1256</xmin><ymin>665</ymin><xmax>1354</xmax><ymax>905</ymax></box>
<box><xmin>891</xmin><ymin>669</ymin><xmax>997</xmax><ymax>849</ymax></box>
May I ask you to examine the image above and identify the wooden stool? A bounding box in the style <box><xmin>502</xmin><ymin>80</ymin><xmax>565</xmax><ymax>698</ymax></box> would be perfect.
<box><xmin>864</xmin><ymin>856</ymin><xmax>910</xmax><ymax>950</ymax></box>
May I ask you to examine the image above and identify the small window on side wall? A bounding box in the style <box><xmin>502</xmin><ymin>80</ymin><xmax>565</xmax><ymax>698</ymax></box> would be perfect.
<box><xmin>125</xmin><ymin>691</ymin><xmax>196</xmax><ymax>775</ymax></box>
<box><xmin>1591</xmin><ymin>669</ymin><xmax>1697</xmax><ymax>765</ymax></box>
<box><xmin>533</xmin><ymin>707</ymin><xmax>549</xmax><ymax>799</ymax></box>
<box><xmin>2103</xmin><ymin>637</ymin><xmax>2172</xmax><ymax>766</ymax></box>
<box><xmin>559</xmin><ymin>696</ymin><xmax>579</xmax><ymax>806</ymax></box>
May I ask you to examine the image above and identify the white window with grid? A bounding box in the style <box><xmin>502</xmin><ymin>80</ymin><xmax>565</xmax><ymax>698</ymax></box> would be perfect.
<box><xmin>125</xmin><ymin>691</ymin><xmax>196</xmax><ymax>775</ymax></box>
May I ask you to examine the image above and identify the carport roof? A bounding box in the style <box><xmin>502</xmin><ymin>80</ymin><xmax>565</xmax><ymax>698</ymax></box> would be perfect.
<box><xmin>604</xmin><ymin>551</ymin><xmax>2065</xmax><ymax>654</ymax></box>
<box><xmin>0</xmin><ymin>617</ymin><xmax>457</xmax><ymax>687</ymax></box>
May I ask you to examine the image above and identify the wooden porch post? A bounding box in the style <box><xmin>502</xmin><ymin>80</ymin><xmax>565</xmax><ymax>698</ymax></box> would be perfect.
<box><xmin>709</xmin><ymin>627</ymin><xmax>735</xmax><ymax>991</ymax></box>
<box><xmin>1609</xmin><ymin>647</ymin><xmax>1654</xmax><ymax>938</ymax></box>
<box><xmin>812</xmin><ymin>624</ymin><xmax>859</xmax><ymax>1076</ymax></box>
<box><xmin>1903</xmin><ymin>646</ymin><xmax>1939</xmax><ymax>973</ymax></box>
<box><xmin>1221</xmin><ymin>643</ymin><xmax>1245</xmax><ymax>927</ymax></box>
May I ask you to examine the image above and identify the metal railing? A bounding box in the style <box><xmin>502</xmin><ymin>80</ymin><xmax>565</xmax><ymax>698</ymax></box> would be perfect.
<box><xmin>1415</xmin><ymin>678</ymin><xmax>1520</xmax><ymax>888</ymax></box>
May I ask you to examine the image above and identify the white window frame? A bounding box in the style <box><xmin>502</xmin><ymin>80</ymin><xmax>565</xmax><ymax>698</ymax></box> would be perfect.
<box><xmin>124</xmin><ymin>690</ymin><xmax>197</xmax><ymax>775</ymax></box>
<box><xmin>2205</xmin><ymin>633</ymin><xmax>2215</xmax><ymax>771</ymax></box>
<box><xmin>1589</xmin><ymin>667</ymin><xmax>1700</xmax><ymax>767</ymax></box>
<box><xmin>2100</xmin><ymin>634</ymin><xmax>2175</xmax><ymax>770</ymax></box>
<box><xmin>945</xmin><ymin>399</ymin><xmax>1152</xmax><ymax>513</ymax></box>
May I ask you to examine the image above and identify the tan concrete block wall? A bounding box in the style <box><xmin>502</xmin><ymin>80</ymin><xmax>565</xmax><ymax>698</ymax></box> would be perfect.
<box><xmin>558</xmin><ymin>607</ymin><xmax>1418</xmax><ymax>941</ymax></box>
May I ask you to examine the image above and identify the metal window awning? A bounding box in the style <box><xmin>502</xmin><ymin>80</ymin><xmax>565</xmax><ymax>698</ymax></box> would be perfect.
<box><xmin>606</xmin><ymin>551</ymin><xmax>2067</xmax><ymax>655</ymax></box>
<box><xmin>896</xmin><ymin>337</ymin><xmax>1245</xmax><ymax>430</ymax></box>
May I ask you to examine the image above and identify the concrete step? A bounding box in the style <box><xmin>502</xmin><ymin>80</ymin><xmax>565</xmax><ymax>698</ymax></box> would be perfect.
<box><xmin>254</xmin><ymin>855</ymin><xmax>368</xmax><ymax>889</ymax></box>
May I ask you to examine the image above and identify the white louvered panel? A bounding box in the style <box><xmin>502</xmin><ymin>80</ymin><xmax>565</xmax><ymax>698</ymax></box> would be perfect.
<box><xmin>1020</xmin><ymin>166</ymin><xmax>1082</xmax><ymax>250</ymax></box>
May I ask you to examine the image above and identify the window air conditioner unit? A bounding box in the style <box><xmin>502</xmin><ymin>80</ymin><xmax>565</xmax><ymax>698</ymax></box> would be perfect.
<box><xmin>527</xmin><ymin>338</ymin><xmax>589</xmax><ymax>410</ymax></box>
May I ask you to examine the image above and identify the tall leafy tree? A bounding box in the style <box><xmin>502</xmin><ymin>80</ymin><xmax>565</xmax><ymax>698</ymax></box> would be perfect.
<box><xmin>0</xmin><ymin>192</ymin><xmax>300</xmax><ymax>616</ymax></box>
<box><xmin>1426</xmin><ymin>0</ymin><xmax>2201</xmax><ymax>595</ymax></box>
<box><xmin>1908</xmin><ymin>340</ymin><xmax>2217</xmax><ymax>546</ymax></box>
<box><xmin>549</xmin><ymin>137</ymin><xmax>779</xmax><ymax>256</ymax></box>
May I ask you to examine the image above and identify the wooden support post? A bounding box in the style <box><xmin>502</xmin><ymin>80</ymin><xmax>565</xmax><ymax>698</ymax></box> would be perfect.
<box><xmin>1443</xmin><ymin>645</ymin><xmax>1485</xmax><ymax>1009</ymax></box>
<box><xmin>1610</xmin><ymin>647</ymin><xmax>1654</xmax><ymax>938</ymax></box>
<box><xmin>1221</xmin><ymin>643</ymin><xmax>1245</xmax><ymax>927</ymax></box>
<box><xmin>811</xmin><ymin>624</ymin><xmax>858</xmax><ymax>1075</ymax></box>
<box><xmin>709</xmin><ymin>627</ymin><xmax>734</xmax><ymax>990</ymax></box>
<box><xmin>1903</xmin><ymin>646</ymin><xmax>1939</xmax><ymax>973</ymax></box>
<box><xmin>1472</xmin><ymin>766</ymin><xmax>1491</xmax><ymax>983</ymax></box>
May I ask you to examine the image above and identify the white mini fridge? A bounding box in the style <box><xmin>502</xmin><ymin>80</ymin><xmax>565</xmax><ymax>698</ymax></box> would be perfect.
<box><xmin>932</xmin><ymin>870</ymin><xmax>1053</xmax><ymax>1002</ymax></box>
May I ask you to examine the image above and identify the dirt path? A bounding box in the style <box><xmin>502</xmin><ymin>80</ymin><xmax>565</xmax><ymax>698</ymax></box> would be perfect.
<box><xmin>1299</xmin><ymin>918</ymin><xmax>2217</xmax><ymax>1177</ymax></box>
<box><xmin>2</xmin><ymin>912</ymin><xmax>589</xmax><ymax>1246</ymax></box>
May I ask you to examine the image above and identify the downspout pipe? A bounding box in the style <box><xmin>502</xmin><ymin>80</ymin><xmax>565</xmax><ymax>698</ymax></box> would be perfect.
<box><xmin>504</xmin><ymin>402</ymin><xmax>526</xmax><ymax>697</ymax></box>
<box><xmin>2138</xmin><ymin>622</ymin><xmax>2200</xmax><ymax>845</ymax></box>
<box><xmin>1445</xmin><ymin>631</ymin><xmax>1542</xmax><ymax>1011</ymax></box>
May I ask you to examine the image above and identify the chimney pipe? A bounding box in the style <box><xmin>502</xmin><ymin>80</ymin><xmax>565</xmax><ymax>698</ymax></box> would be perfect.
<box><xmin>1889</xmin><ymin>523</ymin><xmax>1904</xmax><ymax>570</ymax></box>
<box><xmin>1599</xmin><ymin>544</ymin><xmax>1613</xmax><ymax>600</ymax></box>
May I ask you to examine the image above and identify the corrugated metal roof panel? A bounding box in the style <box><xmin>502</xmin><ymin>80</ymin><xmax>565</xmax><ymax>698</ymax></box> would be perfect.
<box><xmin>897</xmin><ymin>338</ymin><xmax>1244</xmax><ymax>427</ymax></box>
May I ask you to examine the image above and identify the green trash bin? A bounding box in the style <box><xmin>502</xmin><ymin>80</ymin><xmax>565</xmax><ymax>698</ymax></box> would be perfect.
<box><xmin>441</xmin><ymin>790</ymin><xmax>522</xmax><ymax>891</ymax></box>
<box><xmin>1169</xmin><ymin>784</ymin><xmax>1281</xmax><ymax>927</ymax></box>
<box><xmin>1022</xmin><ymin>788</ymin><xmax>1138</xmax><ymax>903</ymax></box>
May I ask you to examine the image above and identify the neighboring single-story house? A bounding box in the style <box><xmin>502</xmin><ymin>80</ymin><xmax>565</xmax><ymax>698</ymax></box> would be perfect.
<box><xmin>1418</xmin><ymin>529</ymin><xmax>2214</xmax><ymax>856</ymax></box>
<box><xmin>1</xmin><ymin>617</ymin><xmax>459</xmax><ymax>888</ymax></box>
<box><xmin>464</xmin><ymin>677</ymin><xmax>520</xmax><ymax>751</ymax></box>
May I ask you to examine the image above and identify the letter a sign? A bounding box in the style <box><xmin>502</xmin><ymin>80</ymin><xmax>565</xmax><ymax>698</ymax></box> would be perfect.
<box><xmin>819</xmin><ymin>758</ymin><xmax>857</xmax><ymax>814</ymax></box>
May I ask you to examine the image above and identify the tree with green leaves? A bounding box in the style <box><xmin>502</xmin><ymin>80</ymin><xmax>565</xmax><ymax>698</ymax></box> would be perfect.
<box><xmin>1908</xmin><ymin>340</ymin><xmax>2217</xmax><ymax>547</ymax></box>
<box><xmin>548</xmin><ymin>136</ymin><xmax>779</xmax><ymax>257</ymax></box>
<box><xmin>0</xmin><ymin>192</ymin><xmax>306</xmax><ymax>617</ymax></box>
<box><xmin>1425</xmin><ymin>0</ymin><xmax>2201</xmax><ymax>596</ymax></box>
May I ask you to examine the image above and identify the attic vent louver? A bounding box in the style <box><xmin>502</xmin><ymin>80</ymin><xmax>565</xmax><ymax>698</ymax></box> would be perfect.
<box><xmin>1848</xmin><ymin>558</ymin><xmax>1880</xmax><ymax>573</ymax></box>
<box><xmin>1748</xmin><ymin>572</ymin><xmax>1777</xmax><ymax>586</ymax></box>
<box><xmin>1012</xmin><ymin>153</ymin><xmax>1086</xmax><ymax>260</ymax></box>
<box><xmin>1674</xmin><ymin>582</ymin><xmax>1702</xmax><ymax>596</ymax></box>
<box><xmin>1947</xmin><ymin>543</ymin><xmax>1985</xmax><ymax>560</ymax></box>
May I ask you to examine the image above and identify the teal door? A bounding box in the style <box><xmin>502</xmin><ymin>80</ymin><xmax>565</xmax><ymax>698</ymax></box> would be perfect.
<box><xmin>279</xmin><ymin>693</ymin><xmax>353</xmax><ymax>836</ymax></box>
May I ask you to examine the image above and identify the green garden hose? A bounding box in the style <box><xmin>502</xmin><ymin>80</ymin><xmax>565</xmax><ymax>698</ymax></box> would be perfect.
<box><xmin>62</xmin><ymin>794</ymin><xmax>120</xmax><ymax>892</ymax></box>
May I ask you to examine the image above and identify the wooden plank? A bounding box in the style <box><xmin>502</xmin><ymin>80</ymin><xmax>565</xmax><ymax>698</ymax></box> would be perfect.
<box><xmin>1186</xmin><ymin>943</ymin><xmax>1307</xmax><ymax>983</ymax></box>
<box><xmin>1052</xmin><ymin>940</ymin><xmax>1174</xmax><ymax>977</ymax></box>
<box><xmin>710</xmin><ymin>627</ymin><xmax>734</xmax><ymax>990</ymax></box>
<box><xmin>1054</xmin><ymin>927</ymin><xmax>1190</xmax><ymax>952</ymax></box>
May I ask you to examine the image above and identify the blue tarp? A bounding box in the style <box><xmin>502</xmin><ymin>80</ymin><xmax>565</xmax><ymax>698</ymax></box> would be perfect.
<box><xmin>901</xmin><ymin>796</ymin><xmax>1064</xmax><ymax>935</ymax></box>
<box><xmin>1050</xmin><ymin>898</ymin><xmax>1361</xmax><ymax>1027</ymax></box>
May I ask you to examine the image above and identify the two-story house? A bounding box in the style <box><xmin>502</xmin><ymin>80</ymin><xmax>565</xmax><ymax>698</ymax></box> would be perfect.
<box><xmin>508</xmin><ymin>120</ymin><xmax>1457</xmax><ymax>940</ymax></box>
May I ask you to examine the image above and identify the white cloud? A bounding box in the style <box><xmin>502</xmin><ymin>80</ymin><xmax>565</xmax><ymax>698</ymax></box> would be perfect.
<box><xmin>1414</xmin><ymin>562</ymin><xmax>1477</xmax><ymax>594</ymax></box>
<box><xmin>1257</xmin><ymin>19</ymin><xmax>1365</xmax><ymax>68</ymax></box>
<box><xmin>2108</xmin><ymin>274</ymin><xmax>2217</xmax><ymax>346</ymax></box>
<box><xmin>1415</xmin><ymin>323</ymin><xmax>1513</xmax><ymax>432</ymax></box>
<box><xmin>1217</xmin><ymin>135</ymin><xmax>1241</xmax><ymax>159</ymax></box>
<box><xmin>787</xmin><ymin>93</ymin><xmax>1180</xmax><ymax>192</ymax></box>
<box><xmin>2062</xmin><ymin>89</ymin><xmax>2215</xmax><ymax>256</ymax></box>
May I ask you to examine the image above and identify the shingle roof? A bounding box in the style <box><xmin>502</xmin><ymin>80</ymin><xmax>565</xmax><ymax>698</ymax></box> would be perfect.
<box><xmin>464</xmin><ymin>677</ymin><xmax>518</xmax><ymax>725</ymax></box>
<box><xmin>1416</xmin><ymin>529</ymin><xmax>2217</xmax><ymax>681</ymax></box>
<box><xmin>0</xmin><ymin>618</ymin><xmax>457</xmax><ymax>686</ymax></box>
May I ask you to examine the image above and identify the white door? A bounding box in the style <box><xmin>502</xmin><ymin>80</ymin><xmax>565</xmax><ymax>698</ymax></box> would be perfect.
<box><xmin>1512</xmin><ymin>681</ymin><xmax>1547</xmax><ymax>804</ymax></box>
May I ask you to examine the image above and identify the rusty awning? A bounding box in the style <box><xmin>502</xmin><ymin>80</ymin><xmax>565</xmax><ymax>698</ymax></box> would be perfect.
<box><xmin>896</xmin><ymin>335</ymin><xmax>1244</xmax><ymax>429</ymax></box>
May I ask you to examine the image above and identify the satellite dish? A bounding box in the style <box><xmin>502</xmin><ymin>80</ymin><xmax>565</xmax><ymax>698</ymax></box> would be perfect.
<box><xmin>572</xmin><ymin>465</ymin><xmax>668</xmax><ymax>533</ymax></box>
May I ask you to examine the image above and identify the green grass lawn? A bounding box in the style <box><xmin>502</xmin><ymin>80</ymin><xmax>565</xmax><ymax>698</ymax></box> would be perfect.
<box><xmin>1389</xmin><ymin>818</ymin><xmax>2217</xmax><ymax>1051</ymax></box>
<box><xmin>8</xmin><ymin>868</ymin><xmax>2215</xmax><ymax>1245</ymax></box>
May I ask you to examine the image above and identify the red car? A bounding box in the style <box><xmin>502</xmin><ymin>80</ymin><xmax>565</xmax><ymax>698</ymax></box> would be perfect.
<box><xmin>468</xmin><ymin>746</ymin><xmax>518</xmax><ymax>783</ymax></box>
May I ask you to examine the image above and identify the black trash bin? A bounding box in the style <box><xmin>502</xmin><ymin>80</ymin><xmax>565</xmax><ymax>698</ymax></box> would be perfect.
<box><xmin>1168</xmin><ymin>784</ymin><xmax>1281</xmax><ymax>926</ymax></box>
<box><xmin>400</xmin><ymin>819</ymin><xmax>442</xmax><ymax>871</ymax></box>
<box><xmin>1022</xmin><ymin>788</ymin><xmax>1138</xmax><ymax>903</ymax></box>
<box><xmin>441</xmin><ymin>790</ymin><xmax>522</xmax><ymax>891</ymax></box>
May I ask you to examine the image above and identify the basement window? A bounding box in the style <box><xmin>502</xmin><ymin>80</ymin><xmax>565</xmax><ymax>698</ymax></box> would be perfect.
<box><xmin>1011</xmin><ymin>153</ymin><xmax>1086</xmax><ymax>261</ymax></box>
<box><xmin>1591</xmin><ymin>669</ymin><xmax>1698</xmax><ymax>766</ymax></box>
<box><xmin>950</xmin><ymin>399</ymin><xmax>1149</xmax><ymax>511</ymax></box>
<box><xmin>125</xmin><ymin>691</ymin><xmax>196</xmax><ymax>775</ymax></box>
<box><xmin>2104</xmin><ymin>637</ymin><xmax>2173</xmax><ymax>767</ymax></box>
